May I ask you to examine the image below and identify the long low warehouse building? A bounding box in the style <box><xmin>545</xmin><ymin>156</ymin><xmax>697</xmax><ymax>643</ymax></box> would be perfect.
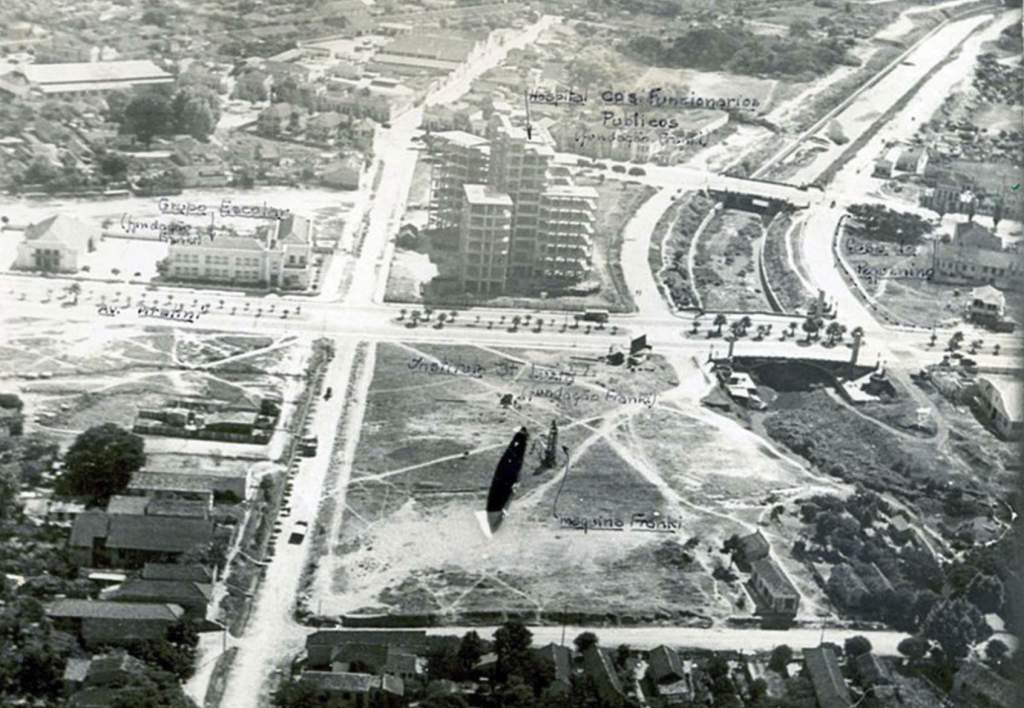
<box><xmin>17</xmin><ymin>59</ymin><xmax>173</xmax><ymax>96</ymax></box>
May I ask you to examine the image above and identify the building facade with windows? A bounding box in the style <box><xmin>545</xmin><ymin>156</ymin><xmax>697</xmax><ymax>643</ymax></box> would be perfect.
<box><xmin>166</xmin><ymin>215</ymin><xmax>313</xmax><ymax>289</ymax></box>
<box><xmin>430</xmin><ymin>113</ymin><xmax>599</xmax><ymax>294</ymax></box>
<box><xmin>15</xmin><ymin>214</ymin><xmax>96</xmax><ymax>273</ymax></box>
<box><xmin>458</xmin><ymin>185</ymin><xmax>512</xmax><ymax>295</ymax></box>
<box><xmin>932</xmin><ymin>221</ymin><xmax>1024</xmax><ymax>291</ymax></box>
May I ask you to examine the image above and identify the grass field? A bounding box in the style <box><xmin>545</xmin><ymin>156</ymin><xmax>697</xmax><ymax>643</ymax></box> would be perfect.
<box><xmin>312</xmin><ymin>342</ymin><xmax>843</xmax><ymax>622</ymax></box>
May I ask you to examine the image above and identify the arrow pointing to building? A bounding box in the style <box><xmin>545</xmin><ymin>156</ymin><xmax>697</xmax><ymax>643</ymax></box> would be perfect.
<box><xmin>523</xmin><ymin>89</ymin><xmax>533</xmax><ymax>140</ymax></box>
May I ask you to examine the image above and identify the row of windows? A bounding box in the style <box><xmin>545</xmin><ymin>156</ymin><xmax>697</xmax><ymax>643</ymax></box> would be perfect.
<box><xmin>937</xmin><ymin>261</ymin><xmax>1018</xmax><ymax>276</ymax></box>
<box><xmin>465</xmin><ymin>254</ymin><xmax>507</xmax><ymax>265</ymax></box>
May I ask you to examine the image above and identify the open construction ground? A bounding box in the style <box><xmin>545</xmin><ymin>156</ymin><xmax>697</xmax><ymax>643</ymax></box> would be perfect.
<box><xmin>308</xmin><ymin>342</ymin><xmax>856</xmax><ymax>625</ymax></box>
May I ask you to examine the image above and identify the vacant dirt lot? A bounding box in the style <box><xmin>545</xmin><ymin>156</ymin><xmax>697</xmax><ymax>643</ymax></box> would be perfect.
<box><xmin>312</xmin><ymin>342</ymin><xmax>844</xmax><ymax>623</ymax></box>
<box><xmin>0</xmin><ymin>322</ymin><xmax>308</xmax><ymax>451</ymax></box>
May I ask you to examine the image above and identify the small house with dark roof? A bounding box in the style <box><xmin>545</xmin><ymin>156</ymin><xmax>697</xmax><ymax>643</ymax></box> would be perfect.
<box><xmin>802</xmin><ymin>646</ymin><xmax>852</xmax><ymax>708</ymax></box>
<box><xmin>735</xmin><ymin>529</ymin><xmax>771</xmax><ymax>569</ymax></box>
<box><xmin>331</xmin><ymin>642</ymin><xmax>423</xmax><ymax>682</ymax></box>
<box><xmin>15</xmin><ymin>214</ymin><xmax>97</xmax><ymax>273</ymax></box>
<box><xmin>299</xmin><ymin>670</ymin><xmax>405</xmax><ymax>706</ymax></box>
<box><xmin>69</xmin><ymin>511</ymin><xmax>214</xmax><ymax>568</ymax></box>
<box><xmin>142</xmin><ymin>562</ymin><xmax>216</xmax><ymax>584</ymax></box>
<box><xmin>306</xmin><ymin>629</ymin><xmax>430</xmax><ymax>669</ymax></box>
<box><xmin>82</xmin><ymin>652</ymin><xmax>148</xmax><ymax>687</ymax></box>
<box><xmin>258</xmin><ymin>102</ymin><xmax>304</xmax><ymax>136</ymax></box>
<box><xmin>853</xmin><ymin>652</ymin><xmax>891</xmax><ymax>687</ymax></box>
<box><xmin>647</xmin><ymin>645</ymin><xmax>685</xmax><ymax>684</ymax></box>
<box><xmin>105</xmin><ymin>578</ymin><xmax>212</xmax><ymax>619</ymax></box>
<box><xmin>321</xmin><ymin>154</ymin><xmax>364</xmax><ymax>190</ymax></box>
<box><xmin>47</xmin><ymin>599</ymin><xmax>184</xmax><ymax>648</ymax></box>
<box><xmin>534</xmin><ymin>643</ymin><xmax>573</xmax><ymax>690</ymax></box>
<box><xmin>953</xmin><ymin>660</ymin><xmax>1021</xmax><ymax>708</ymax></box>
<box><xmin>582</xmin><ymin>646</ymin><xmax>624</xmax><ymax>706</ymax></box>
<box><xmin>750</xmin><ymin>557</ymin><xmax>800</xmax><ymax>617</ymax></box>
<box><xmin>306</xmin><ymin>111</ymin><xmax>347</xmax><ymax>143</ymax></box>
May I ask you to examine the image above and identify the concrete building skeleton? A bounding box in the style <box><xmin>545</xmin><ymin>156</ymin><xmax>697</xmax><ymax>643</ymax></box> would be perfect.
<box><xmin>431</xmin><ymin>113</ymin><xmax>598</xmax><ymax>294</ymax></box>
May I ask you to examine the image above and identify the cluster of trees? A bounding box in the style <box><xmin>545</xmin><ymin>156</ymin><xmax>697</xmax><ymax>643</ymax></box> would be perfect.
<box><xmin>55</xmin><ymin>423</ymin><xmax>146</xmax><ymax>503</ymax></box>
<box><xmin>111</xmin><ymin>86</ymin><xmax>221</xmax><ymax>144</ymax></box>
<box><xmin>15</xmin><ymin>152</ymin><xmax>97</xmax><ymax>194</ymax></box>
<box><xmin>795</xmin><ymin>491</ymin><xmax>1009</xmax><ymax>678</ymax></box>
<box><xmin>121</xmin><ymin>620</ymin><xmax>201</xmax><ymax>681</ymax></box>
<box><xmin>624</xmin><ymin>25</ymin><xmax>856</xmax><ymax>78</ymax></box>
<box><xmin>232</xmin><ymin>70</ymin><xmax>271</xmax><ymax>103</ymax></box>
<box><xmin>846</xmin><ymin>203</ymin><xmax>933</xmax><ymax>245</ymax></box>
<box><xmin>0</xmin><ymin>596</ymin><xmax>71</xmax><ymax>702</ymax></box>
<box><xmin>661</xmin><ymin>194</ymin><xmax>716</xmax><ymax>309</ymax></box>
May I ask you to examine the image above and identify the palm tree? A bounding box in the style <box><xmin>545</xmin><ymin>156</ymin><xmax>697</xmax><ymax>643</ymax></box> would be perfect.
<box><xmin>994</xmin><ymin>343</ymin><xmax>1001</xmax><ymax>356</ymax></box>
<box><xmin>730</xmin><ymin>320</ymin><xmax>744</xmax><ymax>338</ymax></box>
<box><xmin>423</xmin><ymin>307</ymin><xmax>433</xmax><ymax>321</ymax></box>
<box><xmin>691</xmin><ymin>318</ymin><xmax>700</xmax><ymax>334</ymax></box>
<box><xmin>511</xmin><ymin>315</ymin><xmax>521</xmax><ymax>331</ymax></box>
<box><xmin>713</xmin><ymin>313</ymin><xmax>728</xmax><ymax>336</ymax></box>
<box><xmin>802</xmin><ymin>316</ymin><xmax>821</xmax><ymax>342</ymax></box>
<box><xmin>67</xmin><ymin>282</ymin><xmax>81</xmax><ymax>304</ymax></box>
<box><xmin>949</xmin><ymin>330</ymin><xmax>964</xmax><ymax>351</ymax></box>
<box><xmin>738</xmin><ymin>315</ymin><xmax>752</xmax><ymax>336</ymax></box>
<box><xmin>436</xmin><ymin>313</ymin><xmax>447</xmax><ymax>328</ymax></box>
<box><xmin>399</xmin><ymin>308</ymin><xmax>407</xmax><ymax>320</ymax></box>
<box><xmin>788</xmin><ymin>321</ymin><xmax>798</xmax><ymax>335</ymax></box>
<box><xmin>825</xmin><ymin>321</ymin><xmax>844</xmax><ymax>345</ymax></box>
<box><xmin>611</xmin><ymin>325</ymin><xmax>618</xmax><ymax>336</ymax></box>
<box><xmin>449</xmin><ymin>310</ymin><xmax>457</xmax><ymax>321</ymax></box>
<box><xmin>499</xmin><ymin>314</ymin><xmax>506</xmax><ymax>325</ymax></box>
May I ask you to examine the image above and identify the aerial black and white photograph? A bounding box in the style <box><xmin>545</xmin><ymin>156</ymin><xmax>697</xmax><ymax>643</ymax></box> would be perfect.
<box><xmin>0</xmin><ymin>0</ymin><xmax>1021</xmax><ymax>706</ymax></box>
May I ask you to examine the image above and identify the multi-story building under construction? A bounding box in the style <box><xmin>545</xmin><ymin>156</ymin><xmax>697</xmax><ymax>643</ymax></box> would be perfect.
<box><xmin>428</xmin><ymin>113</ymin><xmax>597</xmax><ymax>294</ymax></box>
<box><xmin>429</xmin><ymin>131</ymin><xmax>490</xmax><ymax>235</ymax></box>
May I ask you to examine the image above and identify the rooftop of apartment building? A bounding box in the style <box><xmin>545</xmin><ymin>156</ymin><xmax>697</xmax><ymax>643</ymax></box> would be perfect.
<box><xmin>542</xmin><ymin>185</ymin><xmax>599</xmax><ymax>200</ymax></box>
<box><xmin>463</xmin><ymin>184</ymin><xmax>513</xmax><ymax>207</ymax></box>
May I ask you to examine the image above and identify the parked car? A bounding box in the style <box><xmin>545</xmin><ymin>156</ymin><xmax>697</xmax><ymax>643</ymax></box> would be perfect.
<box><xmin>288</xmin><ymin>521</ymin><xmax>309</xmax><ymax>544</ymax></box>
